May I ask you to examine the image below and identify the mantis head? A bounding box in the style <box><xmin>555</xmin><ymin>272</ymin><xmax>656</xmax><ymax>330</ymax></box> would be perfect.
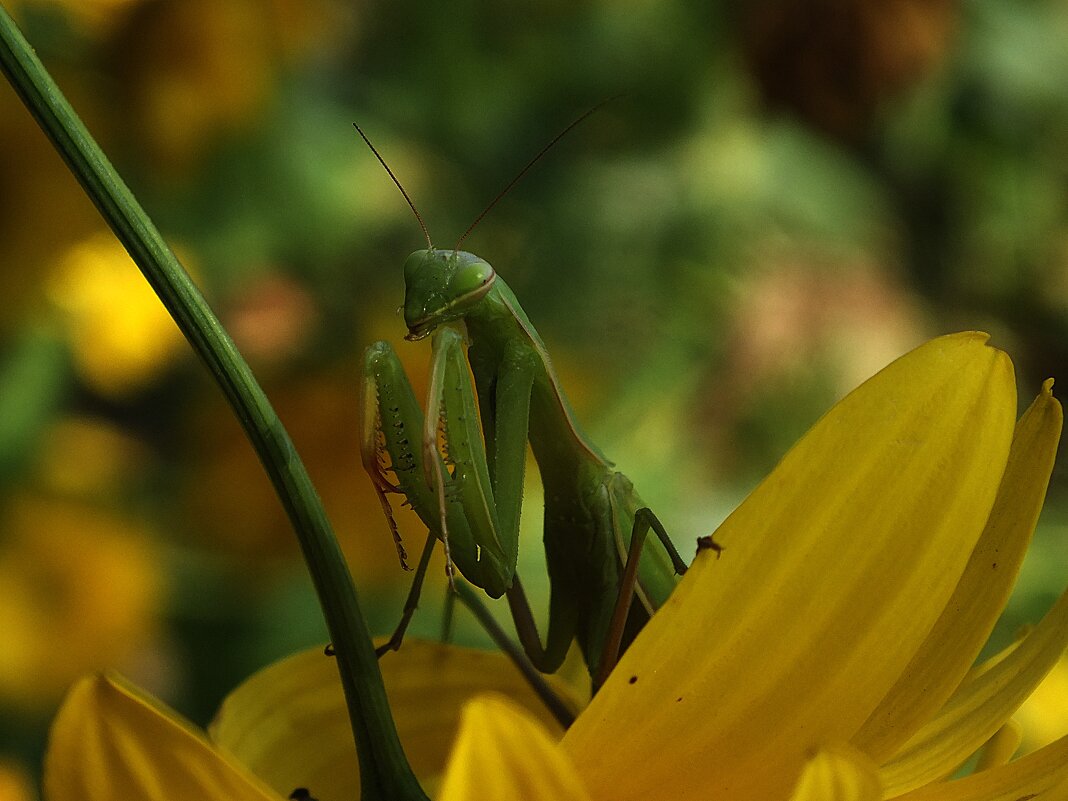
<box><xmin>355</xmin><ymin>107</ymin><xmax>606</xmax><ymax>342</ymax></box>
<box><xmin>403</xmin><ymin>249</ymin><xmax>497</xmax><ymax>341</ymax></box>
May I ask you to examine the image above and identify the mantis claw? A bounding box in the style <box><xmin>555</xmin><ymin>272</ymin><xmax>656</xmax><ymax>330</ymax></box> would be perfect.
<box><xmin>372</xmin><ymin>483</ymin><xmax>410</xmax><ymax>570</ymax></box>
<box><xmin>365</xmin><ymin>440</ymin><xmax>410</xmax><ymax>569</ymax></box>
<box><xmin>375</xmin><ymin>633</ymin><xmax>404</xmax><ymax>658</ymax></box>
<box><xmin>359</xmin><ymin>372</ymin><xmax>412</xmax><ymax>570</ymax></box>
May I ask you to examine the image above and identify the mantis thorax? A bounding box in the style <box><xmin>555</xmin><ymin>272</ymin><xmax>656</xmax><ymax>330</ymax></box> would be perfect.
<box><xmin>402</xmin><ymin>249</ymin><xmax>496</xmax><ymax>341</ymax></box>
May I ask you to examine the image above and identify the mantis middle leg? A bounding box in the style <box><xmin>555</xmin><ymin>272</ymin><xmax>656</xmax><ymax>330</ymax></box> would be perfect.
<box><xmin>594</xmin><ymin>505</ymin><xmax>690</xmax><ymax>686</ymax></box>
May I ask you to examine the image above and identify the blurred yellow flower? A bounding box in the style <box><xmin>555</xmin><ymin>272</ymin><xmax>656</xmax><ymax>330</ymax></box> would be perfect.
<box><xmin>0</xmin><ymin>494</ymin><xmax>162</xmax><ymax>708</ymax></box>
<box><xmin>1016</xmin><ymin>652</ymin><xmax>1068</xmax><ymax>753</ymax></box>
<box><xmin>4</xmin><ymin>0</ymin><xmax>145</xmax><ymax>33</ymax></box>
<box><xmin>114</xmin><ymin>0</ymin><xmax>273</xmax><ymax>169</ymax></box>
<box><xmin>179</xmin><ymin>369</ymin><xmax>415</xmax><ymax>581</ymax></box>
<box><xmin>0</xmin><ymin>759</ymin><xmax>36</xmax><ymax>801</ymax></box>
<box><xmin>47</xmin><ymin>232</ymin><xmax>186</xmax><ymax>397</ymax></box>
<box><xmin>100</xmin><ymin>0</ymin><xmax>352</xmax><ymax>172</ymax></box>
<box><xmin>38</xmin><ymin>333</ymin><xmax>1068</xmax><ymax>799</ymax></box>
<box><xmin>35</xmin><ymin>415</ymin><xmax>153</xmax><ymax>500</ymax></box>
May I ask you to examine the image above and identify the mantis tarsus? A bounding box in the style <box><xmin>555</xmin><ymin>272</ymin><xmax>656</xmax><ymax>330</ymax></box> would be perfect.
<box><xmin>358</xmin><ymin>112</ymin><xmax>697</xmax><ymax>685</ymax></box>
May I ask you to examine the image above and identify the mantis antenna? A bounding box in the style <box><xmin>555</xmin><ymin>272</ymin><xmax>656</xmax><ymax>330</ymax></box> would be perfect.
<box><xmin>454</xmin><ymin>95</ymin><xmax>622</xmax><ymax>251</ymax></box>
<box><xmin>352</xmin><ymin>122</ymin><xmax>434</xmax><ymax>250</ymax></box>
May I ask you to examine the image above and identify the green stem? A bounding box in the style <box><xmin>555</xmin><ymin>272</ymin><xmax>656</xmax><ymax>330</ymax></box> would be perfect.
<box><xmin>0</xmin><ymin>7</ymin><xmax>427</xmax><ymax>800</ymax></box>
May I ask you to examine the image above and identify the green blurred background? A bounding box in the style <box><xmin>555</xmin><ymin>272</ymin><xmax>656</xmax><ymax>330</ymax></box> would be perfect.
<box><xmin>2</xmin><ymin>0</ymin><xmax>1067</xmax><ymax>794</ymax></box>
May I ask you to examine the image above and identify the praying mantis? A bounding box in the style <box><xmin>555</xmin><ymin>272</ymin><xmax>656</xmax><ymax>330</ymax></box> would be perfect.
<box><xmin>358</xmin><ymin>112</ymin><xmax>700</xmax><ymax>686</ymax></box>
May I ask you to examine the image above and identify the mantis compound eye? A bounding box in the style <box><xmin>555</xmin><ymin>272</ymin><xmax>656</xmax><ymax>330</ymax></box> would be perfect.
<box><xmin>450</xmin><ymin>258</ymin><xmax>495</xmax><ymax>297</ymax></box>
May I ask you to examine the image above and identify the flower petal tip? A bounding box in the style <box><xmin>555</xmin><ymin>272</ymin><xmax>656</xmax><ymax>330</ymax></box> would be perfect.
<box><xmin>926</xmin><ymin>332</ymin><xmax>1011</xmax><ymax>378</ymax></box>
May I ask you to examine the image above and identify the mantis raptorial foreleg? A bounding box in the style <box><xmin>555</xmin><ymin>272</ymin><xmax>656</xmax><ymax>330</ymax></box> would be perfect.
<box><xmin>361</xmin><ymin>339</ymin><xmax>511</xmax><ymax>600</ymax></box>
<box><xmin>468</xmin><ymin>338</ymin><xmax>536</xmax><ymax>544</ymax></box>
<box><xmin>363</xmin><ymin>330</ymin><xmax>532</xmax><ymax>653</ymax></box>
<box><xmin>421</xmin><ymin>327</ymin><xmax>513</xmax><ymax>574</ymax></box>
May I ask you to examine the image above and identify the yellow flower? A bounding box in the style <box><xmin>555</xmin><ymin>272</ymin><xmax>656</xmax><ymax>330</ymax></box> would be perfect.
<box><xmin>0</xmin><ymin>759</ymin><xmax>36</xmax><ymax>801</ymax></box>
<box><xmin>4</xmin><ymin>0</ymin><xmax>146</xmax><ymax>34</ymax></box>
<box><xmin>44</xmin><ymin>642</ymin><xmax>582</xmax><ymax>800</ymax></box>
<box><xmin>47</xmin><ymin>232</ymin><xmax>186</xmax><ymax>397</ymax></box>
<box><xmin>42</xmin><ymin>333</ymin><xmax>1068</xmax><ymax>800</ymax></box>
<box><xmin>558</xmin><ymin>331</ymin><xmax>1067</xmax><ymax>801</ymax></box>
<box><xmin>1015</xmin><ymin>652</ymin><xmax>1068</xmax><ymax>752</ymax></box>
<box><xmin>0</xmin><ymin>493</ymin><xmax>162</xmax><ymax>709</ymax></box>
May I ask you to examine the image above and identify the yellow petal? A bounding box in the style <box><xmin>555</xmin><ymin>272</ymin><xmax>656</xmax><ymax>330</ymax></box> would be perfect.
<box><xmin>854</xmin><ymin>381</ymin><xmax>1062</xmax><ymax>760</ymax></box>
<box><xmin>880</xmin><ymin>585</ymin><xmax>1068</xmax><ymax>795</ymax></box>
<box><xmin>438</xmin><ymin>695</ymin><xmax>591</xmax><ymax>801</ymax></box>
<box><xmin>564</xmin><ymin>333</ymin><xmax>1016</xmax><ymax>801</ymax></box>
<box><xmin>787</xmin><ymin>745</ymin><xmax>881</xmax><ymax>801</ymax></box>
<box><xmin>44</xmin><ymin>673</ymin><xmax>278</xmax><ymax>801</ymax></box>
<box><xmin>1015</xmin><ymin>652</ymin><xmax>1068</xmax><ymax>752</ymax></box>
<box><xmin>210</xmin><ymin>640</ymin><xmax>584</xmax><ymax>800</ymax></box>
<box><xmin>891</xmin><ymin>731</ymin><xmax>1068</xmax><ymax>801</ymax></box>
<box><xmin>967</xmin><ymin>628</ymin><xmax>1030</xmax><ymax>683</ymax></box>
<box><xmin>974</xmin><ymin>721</ymin><xmax>1023</xmax><ymax>772</ymax></box>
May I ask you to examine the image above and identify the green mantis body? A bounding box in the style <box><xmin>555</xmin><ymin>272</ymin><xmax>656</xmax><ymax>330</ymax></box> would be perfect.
<box><xmin>362</xmin><ymin>247</ymin><xmax>690</xmax><ymax>681</ymax></box>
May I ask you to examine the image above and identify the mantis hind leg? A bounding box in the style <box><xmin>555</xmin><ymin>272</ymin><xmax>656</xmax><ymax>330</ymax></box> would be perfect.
<box><xmin>639</xmin><ymin>508</ymin><xmax>689</xmax><ymax>576</ymax></box>
<box><xmin>594</xmin><ymin>506</ymin><xmax>689</xmax><ymax>688</ymax></box>
<box><xmin>506</xmin><ymin>576</ymin><xmax>579</xmax><ymax>675</ymax></box>
<box><xmin>453</xmin><ymin>579</ymin><xmax>576</xmax><ymax>729</ymax></box>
